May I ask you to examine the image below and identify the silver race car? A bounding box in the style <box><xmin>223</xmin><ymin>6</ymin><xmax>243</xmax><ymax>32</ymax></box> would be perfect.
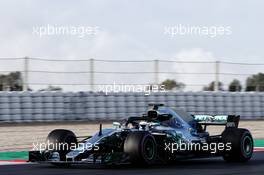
<box><xmin>29</xmin><ymin>104</ymin><xmax>254</xmax><ymax>165</ymax></box>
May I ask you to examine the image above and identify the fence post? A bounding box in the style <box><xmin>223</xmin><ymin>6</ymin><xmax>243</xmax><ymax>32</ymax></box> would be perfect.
<box><xmin>154</xmin><ymin>59</ymin><xmax>159</xmax><ymax>84</ymax></box>
<box><xmin>214</xmin><ymin>61</ymin><xmax>220</xmax><ymax>91</ymax></box>
<box><xmin>23</xmin><ymin>56</ymin><xmax>29</xmax><ymax>91</ymax></box>
<box><xmin>90</xmin><ymin>58</ymin><xmax>94</xmax><ymax>91</ymax></box>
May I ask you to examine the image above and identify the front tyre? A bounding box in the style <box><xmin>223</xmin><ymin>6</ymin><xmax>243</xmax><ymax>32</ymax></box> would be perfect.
<box><xmin>46</xmin><ymin>129</ymin><xmax>77</xmax><ymax>161</ymax></box>
<box><xmin>222</xmin><ymin>128</ymin><xmax>253</xmax><ymax>162</ymax></box>
<box><xmin>124</xmin><ymin>131</ymin><xmax>157</xmax><ymax>165</ymax></box>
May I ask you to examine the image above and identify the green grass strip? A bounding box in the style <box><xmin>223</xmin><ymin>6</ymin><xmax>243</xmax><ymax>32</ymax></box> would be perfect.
<box><xmin>254</xmin><ymin>139</ymin><xmax>264</xmax><ymax>147</ymax></box>
<box><xmin>0</xmin><ymin>151</ymin><xmax>28</xmax><ymax>160</ymax></box>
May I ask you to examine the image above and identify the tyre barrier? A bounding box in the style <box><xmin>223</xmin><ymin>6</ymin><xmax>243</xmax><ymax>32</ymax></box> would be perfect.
<box><xmin>0</xmin><ymin>91</ymin><xmax>264</xmax><ymax>122</ymax></box>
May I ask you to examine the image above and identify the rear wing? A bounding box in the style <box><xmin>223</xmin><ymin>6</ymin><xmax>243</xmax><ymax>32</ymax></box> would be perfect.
<box><xmin>193</xmin><ymin>115</ymin><xmax>240</xmax><ymax>128</ymax></box>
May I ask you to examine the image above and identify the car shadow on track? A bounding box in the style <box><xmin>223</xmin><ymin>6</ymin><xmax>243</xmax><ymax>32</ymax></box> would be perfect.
<box><xmin>34</xmin><ymin>152</ymin><xmax>264</xmax><ymax>171</ymax></box>
<box><xmin>39</xmin><ymin>157</ymin><xmax>263</xmax><ymax>171</ymax></box>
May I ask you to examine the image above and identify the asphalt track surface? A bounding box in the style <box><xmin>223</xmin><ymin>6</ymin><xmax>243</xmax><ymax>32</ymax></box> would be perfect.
<box><xmin>1</xmin><ymin>152</ymin><xmax>264</xmax><ymax>175</ymax></box>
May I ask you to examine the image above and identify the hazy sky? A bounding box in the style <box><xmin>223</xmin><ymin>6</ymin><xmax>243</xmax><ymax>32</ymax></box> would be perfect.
<box><xmin>0</xmin><ymin>0</ymin><xmax>263</xmax><ymax>91</ymax></box>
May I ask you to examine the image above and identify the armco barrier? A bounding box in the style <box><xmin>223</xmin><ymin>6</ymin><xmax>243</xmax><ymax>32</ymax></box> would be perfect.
<box><xmin>0</xmin><ymin>91</ymin><xmax>264</xmax><ymax>122</ymax></box>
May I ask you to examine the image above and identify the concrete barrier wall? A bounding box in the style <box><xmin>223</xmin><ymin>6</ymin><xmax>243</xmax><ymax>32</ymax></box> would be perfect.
<box><xmin>0</xmin><ymin>91</ymin><xmax>263</xmax><ymax>122</ymax></box>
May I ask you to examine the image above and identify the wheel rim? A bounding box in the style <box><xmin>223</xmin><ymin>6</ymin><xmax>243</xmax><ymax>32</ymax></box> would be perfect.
<box><xmin>143</xmin><ymin>138</ymin><xmax>155</xmax><ymax>160</ymax></box>
<box><xmin>242</xmin><ymin>135</ymin><xmax>253</xmax><ymax>156</ymax></box>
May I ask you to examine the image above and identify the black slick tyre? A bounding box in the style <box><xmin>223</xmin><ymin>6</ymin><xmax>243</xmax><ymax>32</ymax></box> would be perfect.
<box><xmin>222</xmin><ymin>128</ymin><xmax>253</xmax><ymax>162</ymax></box>
<box><xmin>124</xmin><ymin>131</ymin><xmax>157</xmax><ymax>165</ymax></box>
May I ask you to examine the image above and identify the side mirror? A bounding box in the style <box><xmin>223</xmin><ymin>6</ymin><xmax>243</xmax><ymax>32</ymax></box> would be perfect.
<box><xmin>113</xmin><ymin>122</ymin><xmax>121</xmax><ymax>129</ymax></box>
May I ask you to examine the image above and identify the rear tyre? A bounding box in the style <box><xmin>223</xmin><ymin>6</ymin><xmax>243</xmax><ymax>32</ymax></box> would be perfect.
<box><xmin>222</xmin><ymin>128</ymin><xmax>253</xmax><ymax>162</ymax></box>
<box><xmin>124</xmin><ymin>131</ymin><xmax>157</xmax><ymax>165</ymax></box>
<box><xmin>46</xmin><ymin>129</ymin><xmax>77</xmax><ymax>161</ymax></box>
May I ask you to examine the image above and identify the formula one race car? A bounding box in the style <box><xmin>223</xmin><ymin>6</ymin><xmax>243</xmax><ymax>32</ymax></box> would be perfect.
<box><xmin>29</xmin><ymin>104</ymin><xmax>254</xmax><ymax>165</ymax></box>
